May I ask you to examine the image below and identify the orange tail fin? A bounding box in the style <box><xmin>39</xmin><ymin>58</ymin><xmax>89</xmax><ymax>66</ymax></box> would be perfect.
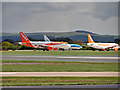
<box><xmin>19</xmin><ymin>32</ymin><xmax>30</xmax><ymax>43</ymax></box>
<box><xmin>19</xmin><ymin>32</ymin><xmax>34</xmax><ymax>47</ymax></box>
<box><xmin>88</xmin><ymin>34</ymin><xmax>95</xmax><ymax>43</ymax></box>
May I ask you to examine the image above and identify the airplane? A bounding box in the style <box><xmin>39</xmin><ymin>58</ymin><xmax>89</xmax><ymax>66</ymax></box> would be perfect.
<box><xmin>43</xmin><ymin>35</ymin><xmax>82</xmax><ymax>50</ymax></box>
<box><xmin>19</xmin><ymin>32</ymin><xmax>71</xmax><ymax>51</ymax></box>
<box><xmin>87</xmin><ymin>34</ymin><xmax>119</xmax><ymax>51</ymax></box>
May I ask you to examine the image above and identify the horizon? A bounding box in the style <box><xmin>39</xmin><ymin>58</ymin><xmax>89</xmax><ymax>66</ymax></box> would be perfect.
<box><xmin>2</xmin><ymin>30</ymin><xmax>117</xmax><ymax>36</ymax></box>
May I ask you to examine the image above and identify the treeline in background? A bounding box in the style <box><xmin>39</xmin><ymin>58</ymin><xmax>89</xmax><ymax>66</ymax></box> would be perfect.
<box><xmin>1</xmin><ymin>37</ymin><xmax>120</xmax><ymax>51</ymax></box>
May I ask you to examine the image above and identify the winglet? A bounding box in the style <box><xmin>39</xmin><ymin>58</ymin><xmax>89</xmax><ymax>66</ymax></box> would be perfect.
<box><xmin>88</xmin><ymin>34</ymin><xmax>95</xmax><ymax>43</ymax></box>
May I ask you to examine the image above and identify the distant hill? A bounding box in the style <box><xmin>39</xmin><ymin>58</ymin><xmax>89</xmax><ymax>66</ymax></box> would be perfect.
<box><xmin>1</xmin><ymin>30</ymin><xmax>118</xmax><ymax>43</ymax></box>
<box><xmin>75</xmin><ymin>30</ymin><xmax>98</xmax><ymax>35</ymax></box>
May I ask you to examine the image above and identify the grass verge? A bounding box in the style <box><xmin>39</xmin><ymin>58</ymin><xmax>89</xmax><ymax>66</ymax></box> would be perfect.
<box><xmin>2</xmin><ymin>60</ymin><xmax>117</xmax><ymax>64</ymax></box>
<box><xmin>2</xmin><ymin>61</ymin><xmax>118</xmax><ymax>72</ymax></box>
<box><xmin>2</xmin><ymin>77</ymin><xmax>119</xmax><ymax>86</ymax></box>
<box><xmin>1</xmin><ymin>51</ymin><xmax>119</xmax><ymax>56</ymax></box>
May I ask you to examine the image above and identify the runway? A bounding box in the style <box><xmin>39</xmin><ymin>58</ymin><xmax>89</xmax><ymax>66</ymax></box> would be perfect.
<box><xmin>2</xmin><ymin>84</ymin><xmax>119</xmax><ymax>88</ymax></box>
<box><xmin>2</xmin><ymin>55</ymin><xmax>119</xmax><ymax>63</ymax></box>
<box><xmin>1</xmin><ymin>72</ymin><xmax>119</xmax><ymax>77</ymax></box>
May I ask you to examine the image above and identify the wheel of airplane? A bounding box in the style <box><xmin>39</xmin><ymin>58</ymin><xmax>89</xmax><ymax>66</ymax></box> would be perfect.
<box><xmin>101</xmin><ymin>49</ymin><xmax>105</xmax><ymax>51</ymax></box>
<box><xmin>62</xmin><ymin>49</ymin><xmax>65</xmax><ymax>51</ymax></box>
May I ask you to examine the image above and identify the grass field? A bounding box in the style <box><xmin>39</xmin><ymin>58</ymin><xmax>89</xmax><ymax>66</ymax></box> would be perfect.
<box><xmin>2</xmin><ymin>60</ymin><xmax>118</xmax><ymax>72</ymax></box>
<box><xmin>2</xmin><ymin>77</ymin><xmax>119</xmax><ymax>86</ymax></box>
<box><xmin>2</xmin><ymin>60</ymin><xmax>118</xmax><ymax>64</ymax></box>
<box><xmin>1</xmin><ymin>51</ymin><xmax>119</xmax><ymax>56</ymax></box>
<box><xmin>1</xmin><ymin>51</ymin><xmax>119</xmax><ymax>86</ymax></box>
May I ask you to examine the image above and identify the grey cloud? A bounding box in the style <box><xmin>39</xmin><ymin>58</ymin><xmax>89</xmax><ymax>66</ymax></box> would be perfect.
<box><xmin>93</xmin><ymin>2</ymin><xmax>118</xmax><ymax>20</ymax></box>
<box><xmin>3</xmin><ymin>2</ymin><xmax>118</xmax><ymax>20</ymax></box>
<box><xmin>2</xmin><ymin>2</ymin><xmax>118</xmax><ymax>35</ymax></box>
<box><xmin>77</xmin><ymin>2</ymin><xmax>118</xmax><ymax>21</ymax></box>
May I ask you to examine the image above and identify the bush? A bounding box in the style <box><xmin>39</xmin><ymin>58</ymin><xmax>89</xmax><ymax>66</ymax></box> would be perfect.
<box><xmin>81</xmin><ymin>46</ymin><xmax>97</xmax><ymax>50</ymax></box>
<box><xmin>1</xmin><ymin>41</ymin><xmax>20</xmax><ymax>50</ymax></box>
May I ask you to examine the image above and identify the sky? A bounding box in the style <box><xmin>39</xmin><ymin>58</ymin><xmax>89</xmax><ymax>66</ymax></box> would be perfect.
<box><xmin>2</xmin><ymin>2</ymin><xmax>118</xmax><ymax>35</ymax></box>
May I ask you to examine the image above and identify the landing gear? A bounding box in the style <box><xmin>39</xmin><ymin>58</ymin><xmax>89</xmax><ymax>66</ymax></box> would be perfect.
<box><xmin>43</xmin><ymin>49</ymin><xmax>49</xmax><ymax>51</ymax></box>
<box><xmin>114</xmin><ymin>48</ymin><xmax>118</xmax><ymax>51</ymax></box>
<box><xmin>99</xmin><ymin>49</ymin><xmax>106</xmax><ymax>51</ymax></box>
<box><xmin>99</xmin><ymin>49</ymin><xmax>111</xmax><ymax>51</ymax></box>
<box><xmin>102</xmin><ymin>49</ymin><xmax>105</xmax><ymax>51</ymax></box>
<box><xmin>62</xmin><ymin>49</ymin><xmax>65</xmax><ymax>51</ymax></box>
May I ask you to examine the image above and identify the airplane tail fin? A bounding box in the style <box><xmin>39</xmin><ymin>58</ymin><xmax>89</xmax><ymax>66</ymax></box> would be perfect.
<box><xmin>19</xmin><ymin>32</ymin><xmax>30</xmax><ymax>43</ymax></box>
<box><xmin>44</xmin><ymin>35</ymin><xmax>50</xmax><ymax>42</ymax></box>
<box><xmin>19</xmin><ymin>32</ymin><xmax>34</xmax><ymax>47</ymax></box>
<box><xmin>88</xmin><ymin>34</ymin><xmax>95</xmax><ymax>43</ymax></box>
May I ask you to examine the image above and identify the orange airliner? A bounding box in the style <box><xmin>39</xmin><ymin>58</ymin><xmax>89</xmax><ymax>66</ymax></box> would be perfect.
<box><xmin>87</xmin><ymin>34</ymin><xmax>119</xmax><ymax>51</ymax></box>
<box><xmin>19</xmin><ymin>32</ymin><xmax>71</xmax><ymax>51</ymax></box>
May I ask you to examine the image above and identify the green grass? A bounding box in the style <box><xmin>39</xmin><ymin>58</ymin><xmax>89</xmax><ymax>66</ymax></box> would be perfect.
<box><xmin>2</xmin><ymin>77</ymin><xmax>119</xmax><ymax>86</ymax></box>
<box><xmin>2</xmin><ymin>60</ymin><xmax>78</xmax><ymax>63</ymax></box>
<box><xmin>1</xmin><ymin>51</ymin><xmax>119</xmax><ymax>56</ymax></box>
<box><xmin>3</xmin><ymin>60</ymin><xmax>117</xmax><ymax>64</ymax></box>
<box><xmin>2</xmin><ymin>61</ymin><xmax>118</xmax><ymax>72</ymax></box>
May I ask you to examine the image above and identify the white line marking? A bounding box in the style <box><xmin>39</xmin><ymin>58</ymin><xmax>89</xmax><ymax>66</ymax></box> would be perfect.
<box><xmin>1</xmin><ymin>72</ymin><xmax>119</xmax><ymax>77</ymax></box>
<box><xmin>0</xmin><ymin>72</ymin><xmax>17</xmax><ymax>74</ymax></box>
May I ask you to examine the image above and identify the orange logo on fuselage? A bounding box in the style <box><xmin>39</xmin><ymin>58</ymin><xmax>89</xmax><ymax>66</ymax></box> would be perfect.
<box><xmin>98</xmin><ymin>44</ymin><xmax>111</xmax><ymax>47</ymax></box>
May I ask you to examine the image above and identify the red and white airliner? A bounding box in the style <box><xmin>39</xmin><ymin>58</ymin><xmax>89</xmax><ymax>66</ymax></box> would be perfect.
<box><xmin>87</xmin><ymin>34</ymin><xmax>119</xmax><ymax>51</ymax></box>
<box><xmin>19</xmin><ymin>32</ymin><xmax>71</xmax><ymax>51</ymax></box>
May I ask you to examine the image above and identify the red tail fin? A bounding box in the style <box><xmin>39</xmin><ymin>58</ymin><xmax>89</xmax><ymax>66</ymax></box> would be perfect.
<box><xmin>19</xmin><ymin>32</ymin><xmax>30</xmax><ymax>43</ymax></box>
<box><xmin>19</xmin><ymin>32</ymin><xmax>34</xmax><ymax>47</ymax></box>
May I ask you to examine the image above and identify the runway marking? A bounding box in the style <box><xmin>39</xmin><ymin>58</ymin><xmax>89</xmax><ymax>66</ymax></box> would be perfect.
<box><xmin>1</xmin><ymin>72</ymin><xmax>119</xmax><ymax>77</ymax></box>
<box><xmin>0</xmin><ymin>72</ymin><xmax>17</xmax><ymax>74</ymax></box>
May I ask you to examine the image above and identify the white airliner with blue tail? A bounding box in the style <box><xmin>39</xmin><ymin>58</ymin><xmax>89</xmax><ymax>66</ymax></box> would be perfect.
<box><xmin>44</xmin><ymin>35</ymin><xmax>82</xmax><ymax>50</ymax></box>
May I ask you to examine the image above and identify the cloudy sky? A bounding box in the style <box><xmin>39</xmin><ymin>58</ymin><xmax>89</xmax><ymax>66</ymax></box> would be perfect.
<box><xmin>2</xmin><ymin>2</ymin><xmax>118</xmax><ymax>35</ymax></box>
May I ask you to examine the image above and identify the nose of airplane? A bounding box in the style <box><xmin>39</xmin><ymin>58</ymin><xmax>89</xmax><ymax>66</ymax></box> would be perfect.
<box><xmin>18</xmin><ymin>42</ymin><xmax>22</xmax><ymax>45</ymax></box>
<box><xmin>68</xmin><ymin>44</ymin><xmax>71</xmax><ymax>47</ymax></box>
<box><xmin>67</xmin><ymin>44</ymin><xmax>71</xmax><ymax>47</ymax></box>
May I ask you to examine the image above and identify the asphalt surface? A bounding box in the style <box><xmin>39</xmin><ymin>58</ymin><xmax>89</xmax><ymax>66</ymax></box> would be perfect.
<box><xmin>2</xmin><ymin>55</ymin><xmax>119</xmax><ymax>63</ymax></box>
<box><xmin>2</xmin><ymin>84</ymin><xmax>119</xmax><ymax>88</ymax></box>
<box><xmin>1</xmin><ymin>72</ymin><xmax>119</xmax><ymax>77</ymax></box>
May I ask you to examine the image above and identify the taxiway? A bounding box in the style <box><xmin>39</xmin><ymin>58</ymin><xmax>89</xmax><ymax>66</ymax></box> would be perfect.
<box><xmin>1</xmin><ymin>72</ymin><xmax>119</xmax><ymax>77</ymax></box>
<box><xmin>2</xmin><ymin>55</ymin><xmax>119</xmax><ymax>63</ymax></box>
